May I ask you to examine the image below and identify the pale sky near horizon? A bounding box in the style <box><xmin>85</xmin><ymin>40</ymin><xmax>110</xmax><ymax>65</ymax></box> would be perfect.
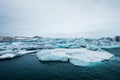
<box><xmin>0</xmin><ymin>0</ymin><xmax>120</xmax><ymax>38</ymax></box>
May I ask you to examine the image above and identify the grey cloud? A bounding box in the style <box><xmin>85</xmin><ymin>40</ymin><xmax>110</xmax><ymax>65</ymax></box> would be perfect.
<box><xmin>0</xmin><ymin>0</ymin><xmax>120</xmax><ymax>38</ymax></box>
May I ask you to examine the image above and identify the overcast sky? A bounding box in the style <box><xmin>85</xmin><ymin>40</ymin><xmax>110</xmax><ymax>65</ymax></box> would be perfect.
<box><xmin>0</xmin><ymin>0</ymin><xmax>120</xmax><ymax>38</ymax></box>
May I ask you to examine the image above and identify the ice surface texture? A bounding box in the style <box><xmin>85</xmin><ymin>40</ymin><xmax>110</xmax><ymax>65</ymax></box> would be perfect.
<box><xmin>0</xmin><ymin>37</ymin><xmax>119</xmax><ymax>62</ymax></box>
<box><xmin>36</xmin><ymin>48</ymin><xmax>113</xmax><ymax>66</ymax></box>
<box><xmin>0</xmin><ymin>50</ymin><xmax>36</xmax><ymax>60</ymax></box>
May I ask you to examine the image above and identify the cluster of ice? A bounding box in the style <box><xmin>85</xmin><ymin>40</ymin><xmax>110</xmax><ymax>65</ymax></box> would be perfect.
<box><xmin>36</xmin><ymin>48</ymin><xmax>113</xmax><ymax>66</ymax></box>
<box><xmin>0</xmin><ymin>37</ymin><xmax>120</xmax><ymax>51</ymax></box>
<box><xmin>0</xmin><ymin>36</ymin><xmax>119</xmax><ymax>62</ymax></box>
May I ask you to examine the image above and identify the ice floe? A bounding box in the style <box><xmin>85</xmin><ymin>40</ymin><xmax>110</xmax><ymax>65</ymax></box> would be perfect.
<box><xmin>0</xmin><ymin>50</ymin><xmax>37</xmax><ymax>60</ymax></box>
<box><xmin>0</xmin><ymin>53</ymin><xmax>16</xmax><ymax>60</ymax></box>
<box><xmin>36</xmin><ymin>48</ymin><xmax>113</xmax><ymax>66</ymax></box>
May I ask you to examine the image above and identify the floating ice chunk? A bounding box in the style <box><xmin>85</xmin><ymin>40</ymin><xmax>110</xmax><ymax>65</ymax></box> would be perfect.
<box><xmin>0</xmin><ymin>53</ymin><xmax>16</xmax><ymax>60</ymax></box>
<box><xmin>36</xmin><ymin>48</ymin><xmax>113</xmax><ymax>66</ymax></box>
<box><xmin>17</xmin><ymin>50</ymin><xmax>37</xmax><ymax>55</ymax></box>
<box><xmin>70</xmin><ymin>58</ymin><xmax>90</xmax><ymax>66</ymax></box>
<box><xmin>100</xmin><ymin>45</ymin><xmax>120</xmax><ymax>49</ymax></box>
<box><xmin>0</xmin><ymin>50</ymin><xmax>13</xmax><ymax>55</ymax></box>
<box><xmin>36</xmin><ymin>50</ymin><xmax>68</xmax><ymax>61</ymax></box>
<box><xmin>69</xmin><ymin>50</ymin><xmax>113</xmax><ymax>66</ymax></box>
<box><xmin>86</xmin><ymin>45</ymin><xmax>100</xmax><ymax>51</ymax></box>
<box><xmin>0</xmin><ymin>50</ymin><xmax>37</xmax><ymax>60</ymax></box>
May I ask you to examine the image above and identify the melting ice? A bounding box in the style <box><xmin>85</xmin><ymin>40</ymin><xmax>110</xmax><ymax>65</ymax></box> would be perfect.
<box><xmin>0</xmin><ymin>37</ymin><xmax>119</xmax><ymax>66</ymax></box>
<box><xmin>36</xmin><ymin>48</ymin><xmax>113</xmax><ymax>66</ymax></box>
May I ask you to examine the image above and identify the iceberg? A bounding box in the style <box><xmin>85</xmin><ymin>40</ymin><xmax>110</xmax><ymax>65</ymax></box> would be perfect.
<box><xmin>0</xmin><ymin>53</ymin><xmax>16</xmax><ymax>60</ymax></box>
<box><xmin>16</xmin><ymin>50</ymin><xmax>37</xmax><ymax>56</ymax></box>
<box><xmin>0</xmin><ymin>50</ymin><xmax>37</xmax><ymax>60</ymax></box>
<box><xmin>86</xmin><ymin>45</ymin><xmax>101</xmax><ymax>51</ymax></box>
<box><xmin>36</xmin><ymin>48</ymin><xmax>113</xmax><ymax>66</ymax></box>
<box><xmin>36</xmin><ymin>50</ymin><xmax>68</xmax><ymax>62</ymax></box>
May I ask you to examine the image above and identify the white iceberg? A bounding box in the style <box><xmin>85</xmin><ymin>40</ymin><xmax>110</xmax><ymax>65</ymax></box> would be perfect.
<box><xmin>0</xmin><ymin>50</ymin><xmax>37</xmax><ymax>60</ymax></box>
<box><xmin>0</xmin><ymin>53</ymin><xmax>16</xmax><ymax>60</ymax></box>
<box><xmin>36</xmin><ymin>48</ymin><xmax>113</xmax><ymax>66</ymax></box>
<box><xmin>17</xmin><ymin>50</ymin><xmax>37</xmax><ymax>55</ymax></box>
<box><xmin>36</xmin><ymin>50</ymin><xmax>68</xmax><ymax>62</ymax></box>
<box><xmin>86</xmin><ymin>45</ymin><xmax>101</xmax><ymax>51</ymax></box>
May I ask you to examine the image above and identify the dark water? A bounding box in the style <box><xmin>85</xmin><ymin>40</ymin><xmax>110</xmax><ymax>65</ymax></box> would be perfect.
<box><xmin>0</xmin><ymin>48</ymin><xmax>120</xmax><ymax>80</ymax></box>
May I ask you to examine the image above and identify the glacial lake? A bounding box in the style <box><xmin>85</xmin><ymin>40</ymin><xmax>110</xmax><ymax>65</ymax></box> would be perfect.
<box><xmin>0</xmin><ymin>48</ymin><xmax>120</xmax><ymax>80</ymax></box>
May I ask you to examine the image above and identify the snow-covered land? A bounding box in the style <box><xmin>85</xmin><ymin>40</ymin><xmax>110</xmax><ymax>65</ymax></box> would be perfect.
<box><xmin>36</xmin><ymin>48</ymin><xmax>113</xmax><ymax>66</ymax></box>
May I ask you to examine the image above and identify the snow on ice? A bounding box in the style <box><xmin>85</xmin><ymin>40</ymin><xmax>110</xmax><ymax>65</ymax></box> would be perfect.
<box><xmin>36</xmin><ymin>48</ymin><xmax>113</xmax><ymax>66</ymax></box>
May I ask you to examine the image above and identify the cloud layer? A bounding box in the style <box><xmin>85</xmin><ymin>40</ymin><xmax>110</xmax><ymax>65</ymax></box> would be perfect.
<box><xmin>0</xmin><ymin>0</ymin><xmax>120</xmax><ymax>38</ymax></box>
